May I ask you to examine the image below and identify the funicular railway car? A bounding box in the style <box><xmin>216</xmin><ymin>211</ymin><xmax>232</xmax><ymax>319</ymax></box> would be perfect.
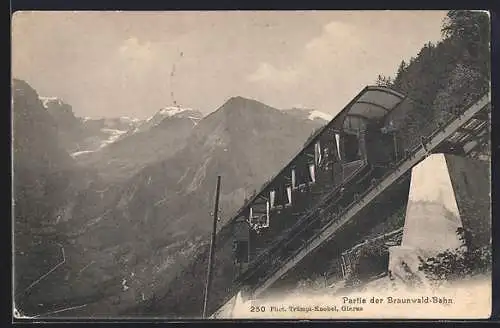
<box><xmin>206</xmin><ymin>85</ymin><xmax>491</xmax><ymax>317</ymax></box>
<box><xmin>225</xmin><ymin>86</ymin><xmax>415</xmax><ymax>291</ymax></box>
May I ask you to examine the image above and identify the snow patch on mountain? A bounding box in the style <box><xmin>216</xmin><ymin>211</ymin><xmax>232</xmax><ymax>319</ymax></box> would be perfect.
<box><xmin>285</xmin><ymin>107</ymin><xmax>333</xmax><ymax>123</ymax></box>
<box><xmin>308</xmin><ymin>110</ymin><xmax>333</xmax><ymax>122</ymax></box>
<box><xmin>70</xmin><ymin>128</ymin><xmax>128</xmax><ymax>158</ymax></box>
<box><xmin>72</xmin><ymin>150</ymin><xmax>96</xmax><ymax>158</ymax></box>
<box><xmin>39</xmin><ymin>96</ymin><xmax>64</xmax><ymax>108</ymax></box>
<box><xmin>99</xmin><ymin>128</ymin><xmax>128</xmax><ymax>147</ymax></box>
<box><xmin>120</xmin><ymin>116</ymin><xmax>142</xmax><ymax>123</ymax></box>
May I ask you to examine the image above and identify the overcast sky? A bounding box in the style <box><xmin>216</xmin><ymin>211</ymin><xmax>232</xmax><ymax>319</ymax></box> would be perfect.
<box><xmin>12</xmin><ymin>11</ymin><xmax>448</xmax><ymax>119</ymax></box>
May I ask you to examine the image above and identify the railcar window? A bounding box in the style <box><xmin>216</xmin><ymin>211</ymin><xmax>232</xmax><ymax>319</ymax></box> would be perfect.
<box><xmin>271</xmin><ymin>186</ymin><xmax>289</xmax><ymax>208</ymax></box>
<box><xmin>343</xmin><ymin>116</ymin><xmax>367</xmax><ymax>133</ymax></box>
<box><xmin>343</xmin><ymin>133</ymin><xmax>361</xmax><ymax>162</ymax></box>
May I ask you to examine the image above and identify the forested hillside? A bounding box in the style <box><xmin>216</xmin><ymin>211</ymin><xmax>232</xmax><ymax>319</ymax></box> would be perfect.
<box><xmin>375</xmin><ymin>11</ymin><xmax>490</xmax><ymax>160</ymax></box>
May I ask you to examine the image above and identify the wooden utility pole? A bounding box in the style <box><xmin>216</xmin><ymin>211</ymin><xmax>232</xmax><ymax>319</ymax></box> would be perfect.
<box><xmin>202</xmin><ymin>175</ymin><xmax>221</xmax><ymax>318</ymax></box>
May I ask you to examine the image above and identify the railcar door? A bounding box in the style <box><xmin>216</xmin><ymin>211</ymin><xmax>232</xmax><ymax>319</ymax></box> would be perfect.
<box><xmin>339</xmin><ymin>116</ymin><xmax>368</xmax><ymax>184</ymax></box>
<box><xmin>365</xmin><ymin>120</ymin><xmax>397</xmax><ymax>167</ymax></box>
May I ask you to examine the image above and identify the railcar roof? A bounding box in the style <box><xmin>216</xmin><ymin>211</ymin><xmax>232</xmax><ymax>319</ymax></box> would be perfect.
<box><xmin>331</xmin><ymin>86</ymin><xmax>406</xmax><ymax>129</ymax></box>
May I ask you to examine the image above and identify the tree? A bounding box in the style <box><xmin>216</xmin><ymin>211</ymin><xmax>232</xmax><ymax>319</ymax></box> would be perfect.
<box><xmin>396</xmin><ymin>60</ymin><xmax>407</xmax><ymax>77</ymax></box>
<box><xmin>375</xmin><ymin>74</ymin><xmax>393</xmax><ymax>87</ymax></box>
<box><xmin>442</xmin><ymin>10</ymin><xmax>489</xmax><ymax>42</ymax></box>
<box><xmin>441</xmin><ymin>10</ymin><xmax>490</xmax><ymax>78</ymax></box>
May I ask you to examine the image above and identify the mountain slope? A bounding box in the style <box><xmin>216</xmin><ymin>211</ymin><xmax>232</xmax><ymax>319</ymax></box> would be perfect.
<box><xmin>111</xmin><ymin>96</ymin><xmax>327</xmax><ymax>316</ymax></box>
<box><xmin>13</xmin><ymin>79</ymin><xmax>85</xmax><ymax>316</ymax></box>
<box><xmin>59</xmin><ymin>96</ymin><xmax>324</xmax><ymax>317</ymax></box>
<box><xmin>76</xmin><ymin>116</ymin><xmax>144</xmax><ymax>153</ymax></box>
<box><xmin>13</xmin><ymin>79</ymin><xmax>137</xmax><ymax>317</ymax></box>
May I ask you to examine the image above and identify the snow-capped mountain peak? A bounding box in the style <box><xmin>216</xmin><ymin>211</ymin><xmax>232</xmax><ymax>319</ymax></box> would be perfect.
<box><xmin>136</xmin><ymin>105</ymin><xmax>204</xmax><ymax>133</ymax></box>
<box><xmin>157</xmin><ymin>106</ymin><xmax>192</xmax><ymax>117</ymax></box>
<box><xmin>147</xmin><ymin>105</ymin><xmax>203</xmax><ymax>122</ymax></box>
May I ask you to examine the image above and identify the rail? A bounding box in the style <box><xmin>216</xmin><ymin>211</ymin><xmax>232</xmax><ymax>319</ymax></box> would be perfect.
<box><xmin>238</xmin><ymin>158</ymin><xmax>369</xmax><ymax>283</ymax></box>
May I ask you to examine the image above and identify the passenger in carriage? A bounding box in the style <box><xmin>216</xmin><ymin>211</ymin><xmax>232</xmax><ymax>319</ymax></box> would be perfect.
<box><xmin>270</xmin><ymin>185</ymin><xmax>291</xmax><ymax>209</ymax></box>
<box><xmin>293</xmin><ymin>164</ymin><xmax>314</xmax><ymax>189</ymax></box>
